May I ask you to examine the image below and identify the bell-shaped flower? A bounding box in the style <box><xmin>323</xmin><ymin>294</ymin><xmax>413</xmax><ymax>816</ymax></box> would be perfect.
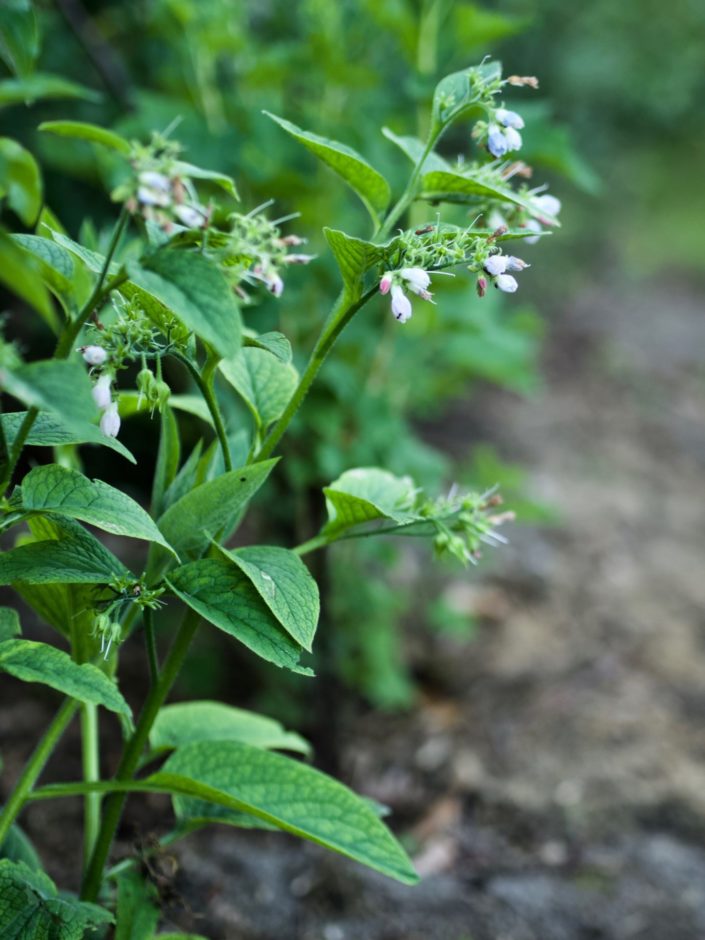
<box><xmin>100</xmin><ymin>401</ymin><xmax>121</xmax><ymax>438</ymax></box>
<box><xmin>81</xmin><ymin>345</ymin><xmax>107</xmax><ymax>367</ymax></box>
<box><xmin>390</xmin><ymin>285</ymin><xmax>413</xmax><ymax>323</ymax></box>
<box><xmin>400</xmin><ymin>267</ymin><xmax>431</xmax><ymax>295</ymax></box>
<box><xmin>495</xmin><ymin>108</ymin><xmax>525</xmax><ymax>130</ymax></box>
<box><xmin>505</xmin><ymin>256</ymin><xmax>530</xmax><ymax>272</ymax></box>
<box><xmin>137</xmin><ymin>171</ymin><xmax>172</xmax><ymax>208</ymax></box>
<box><xmin>484</xmin><ymin>255</ymin><xmax>508</xmax><ymax>277</ymax></box>
<box><xmin>174</xmin><ymin>203</ymin><xmax>207</xmax><ymax>228</ymax></box>
<box><xmin>92</xmin><ymin>374</ymin><xmax>112</xmax><ymax>410</ymax></box>
<box><xmin>494</xmin><ymin>274</ymin><xmax>519</xmax><ymax>293</ymax></box>
<box><xmin>503</xmin><ymin>126</ymin><xmax>522</xmax><ymax>152</ymax></box>
<box><xmin>487</xmin><ymin>125</ymin><xmax>509</xmax><ymax>158</ymax></box>
<box><xmin>522</xmin><ymin>218</ymin><xmax>543</xmax><ymax>245</ymax></box>
<box><xmin>533</xmin><ymin>193</ymin><xmax>561</xmax><ymax>218</ymax></box>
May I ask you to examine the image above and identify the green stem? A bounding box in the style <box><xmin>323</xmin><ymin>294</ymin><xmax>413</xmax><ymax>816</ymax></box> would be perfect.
<box><xmin>257</xmin><ymin>286</ymin><xmax>377</xmax><ymax>461</ymax></box>
<box><xmin>0</xmin><ymin>698</ymin><xmax>79</xmax><ymax>847</ymax></box>
<box><xmin>0</xmin><ymin>407</ymin><xmax>39</xmax><ymax>491</ymax></box>
<box><xmin>80</xmin><ymin>608</ymin><xmax>201</xmax><ymax>902</ymax></box>
<box><xmin>80</xmin><ymin>703</ymin><xmax>101</xmax><ymax>870</ymax></box>
<box><xmin>173</xmin><ymin>352</ymin><xmax>232</xmax><ymax>472</ymax></box>
<box><xmin>143</xmin><ymin>607</ymin><xmax>159</xmax><ymax>685</ymax></box>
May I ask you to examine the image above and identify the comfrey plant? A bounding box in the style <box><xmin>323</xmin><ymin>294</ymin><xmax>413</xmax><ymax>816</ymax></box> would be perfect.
<box><xmin>0</xmin><ymin>59</ymin><xmax>558</xmax><ymax>934</ymax></box>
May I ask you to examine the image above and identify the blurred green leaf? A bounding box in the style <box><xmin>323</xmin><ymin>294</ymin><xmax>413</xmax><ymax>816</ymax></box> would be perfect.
<box><xmin>0</xmin><ymin>232</ymin><xmax>53</xmax><ymax>319</ymax></box>
<box><xmin>0</xmin><ymin>410</ymin><xmax>136</xmax><ymax>463</ymax></box>
<box><xmin>39</xmin><ymin>120</ymin><xmax>131</xmax><ymax>155</ymax></box>
<box><xmin>0</xmin><ymin>0</ymin><xmax>38</xmax><ymax>78</ymax></box>
<box><xmin>0</xmin><ymin>607</ymin><xmax>21</xmax><ymax>642</ymax></box>
<box><xmin>0</xmin><ymin>137</ymin><xmax>42</xmax><ymax>224</ymax></box>
<box><xmin>322</xmin><ymin>467</ymin><xmax>418</xmax><ymax>538</ymax></box>
<box><xmin>0</xmin><ymin>73</ymin><xmax>99</xmax><ymax>108</ymax></box>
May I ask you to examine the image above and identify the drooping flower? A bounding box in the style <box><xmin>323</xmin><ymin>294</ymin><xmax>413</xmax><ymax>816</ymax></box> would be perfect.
<box><xmin>379</xmin><ymin>272</ymin><xmax>393</xmax><ymax>295</ymax></box>
<box><xmin>487</xmin><ymin>125</ymin><xmax>509</xmax><ymax>158</ymax></box>
<box><xmin>174</xmin><ymin>203</ymin><xmax>207</xmax><ymax>228</ymax></box>
<box><xmin>533</xmin><ymin>194</ymin><xmax>561</xmax><ymax>218</ymax></box>
<box><xmin>494</xmin><ymin>274</ymin><xmax>518</xmax><ymax>293</ymax></box>
<box><xmin>100</xmin><ymin>401</ymin><xmax>121</xmax><ymax>438</ymax></box>
<box><xmin>81</xmin><ymin>345</ymin><xmax>107</xmax><ymax>366</ymax></box>
<box><xmin>92</xmin><ymin>374</ymin><xmax>112</xmax><ymax>410</ymax></box>
<box><xmin>484</xmin><ymin>255</ymin><xmax>508</xmax><ymax>277</ymax></box>
<box><xmin>137</xmin><ymin>171</ymin><xmax>172</xmax><ymax>208</ymax></box>
<box><xmin>400</xmin><ymin>267</ymin><xmax>431</xmax><ymax>294</ymax></box>
<box><xmin>522</xmin><ymin>218</ymin><xmax>543</xmax><ymax>245</ymax></box>
<box><xmin>495</xmin><ymin>108</ymin><xmax>525</xmax><ymax>130</ymax></box>
<box><xmin>503</xmin><ymin>126</ymin><xmax>523</xmax><ymax>152</ymax></box>
<box><xmin>505</xmin><ymin>256</ymin><xmax>530</xmax><ymax>272</ymax></box>
<box><xmin>390</xmin><ymin>285</ymin><xmax>413</xmax><ymax>323</ymax></box>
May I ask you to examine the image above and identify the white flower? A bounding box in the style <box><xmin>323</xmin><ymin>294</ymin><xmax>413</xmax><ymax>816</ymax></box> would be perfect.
<box><xmin>100</xmin><ymin>401</ymin><xmax>121</xmax><ymax>438</ymax></box>
<box><xmin>266</xmin><ymin>272</ymin><xmax>284</xmax><ymax>297</ymax></box>
<box><xmin>92</xmin><ymin>374</ymin><xmax>112</xmax><ymax>410</ymax></box>
<box><xmin>174</xmin><ymin>203</ymin><xmax>207</xmax><ymax>228</ymax></box>
<box><xmin>495</xmin><ymin>108</ymin><xmax>525</xmax><ymax>130</ymax></box>
<box><xmin>284</xmin><ymin>254</ymin><xmax>316</xmax><ymax>264</ymax></box>
<box><xmin>533</xmin><ymin>193</ymin><xmax>561</xmax><ymax>218</ymax></box>
<box><xmin>503</xmin><ymin>126</ymin><xmax>523</xmax><ymax>151</ymax></box>
<box><xmin>137</xmin><ymin>171</ymin><xmax>172</xmax><ymax>208</ymax></box>
<box><xmin>488</xmin><ymin>210</ymin><xmax>508</xmax><ymax>231</ymax></box>
<box><xmin>81</xmin><ymin>345</ymin><xmax>107</xmax><ymax>366</ymax></box>
<box><xmin>139</xmin><ymin>171</ymin><xmax>171</xmax><ymax>192</ymax></box>
<box><xmin>487</xmin><ymin>125</ymin><xmax>509</xmax><ymax>158</ymax></box>
<box><xmin>379</xmin><ymin>272</ymin><xmax>393</xmax><ymax>295</ymax></box>
<box><xmin>390</xmin><ymin>285</ymin><xmax>412</xmax><ymax>323</ymax></box>
<box><xmin>494</xmin><ymin>274</ymin><xmax>518</xmax><ymax>293</ymax></box>
<box><xmin>522</xmin><ymin>218</ymin><xmax>543</xmax><ymax>245</ymax></box>
<box><xmin>505</xmin><ymin>256</ymin><xmax>530</xmax><ymax>272</ymax></box>
<box><xmin>400</xmin><ymin>267</ymin><xmax>431</xmax><ymax>294</ymax></box>
<box><xmin>484</xmin><ymin>255</ymin><xmax>508</xmax><ymax>276</ymax></box>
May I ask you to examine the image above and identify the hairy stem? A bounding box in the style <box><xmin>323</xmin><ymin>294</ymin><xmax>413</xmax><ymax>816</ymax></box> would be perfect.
<box><xmin>80</xmin><ymin>608</ymin><xmax>201</xmax><ymax>902</ymax></box>
<box><xmin>0</xmin><ymin>698</ymin><xmax>79</xmax><ymax>847</ymax></box>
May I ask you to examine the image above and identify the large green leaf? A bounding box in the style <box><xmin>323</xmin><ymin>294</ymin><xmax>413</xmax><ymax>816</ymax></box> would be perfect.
<box><xmin>323</xmin><ymin>227</ymin><xmax>386</xmax><ymax>300</ymax></box>
<box><xmin>20</xmin><ymin>464</ymin><xmax>175</xmax><ymax>555</ymax></box>
<box><xmin>115</xmin><ymin>869</ymin><xmax>159</xmax><ymax>940</ymax></box>
<box><xmin>0</xmin><ymin>640</ymin><xmax>130</xmax><ymax>714</ymax></box>
<box><xmin>39</xmin><ymin>120</ymin><xmax>131</xmax><ymax>155</ymax></box>
<box><xmin>0</xmin><ymin>607</ymin><xmax>21</xmax><ymax>642</ymax></box>
<box><xmin>151</xmin><ymin>700</ymin><xmax>310</xmax><ymax>755</ymax></box>
<box><xmin>126</xmin><ymin>249</ymin><xmax>241</xmax><ymax>357</ymax></box>
<box><xmin>1</xmin><ymin>410</ymin><xmax>136</xmax><ymax>463</ymax></box>
<box><xmin>167</xmin><ymin>559</ymin><xmax>312</xmax><ymax>674</ymax></box>
<box><xmin>156</xmin><ymin>741</ymin><xmax>418</xmax><ymax>884</ymax></box>
<box><xmin>0</xmin><ymin>823</ymin><xmax>42</xmax><ymax>872</ymax></box>
<box><xmin>0</xmin><ymin>137</ymin><xmax>42</xmax><ymax>224</ymax></box>
<box><xmin>0</xmin><ymin>516</ymin><xmax>129</xmax><ymax>585</ymax></box>
<box><xmin>0</xmin><ymin>359</ymin><xmax>99</xmax><ymax>435</ymax></box>
<box><xmin>10</xmin><ymin>234</ymin><xmax>78</xmax><ymax>315</ymax></box>
<box><xmin>219</xmin><ymin>544</ymin><xmax>319</xmax><ymax>651</ymax></box>
<box><xmin>219</xmin><ymin>347</ymin><xmax>298</xmax><ymax>431</ymax></box>
<box><xmin>420</xmin><ymin>169</ymin><xmax>544</xmax><ymax>216</ymax></box>
<box><xmin>157</xmin><ymin>460</ymin><xmax>277</xmax><ymax>559</ymax></box>
<box><xmin>265</xmin><ymin>112</ymin><xmax>391</xmax><ymax>224</ymax></box>
<box><xmin>322</xmin><ymin>468</ymin><xmax>418</xmax><ymax>537</ymax></box>
<box><xmin>0</xmin><ymin>859</ymin><xmax>113</xmax><ymax>939</ymax></box>
<box><xmin>0</xmin><ymin>231</ymin><xmax>53</xmax><ymax>319</ymax></box>
<box><xmin>0</xmin><ymin>1</ymin><xmax>38</xmax><ymax>78</ymax></box>
<box><xmin>0</xmin><ymin>73</ymin><xmax>99</xmax><ymax>108</ymax></box>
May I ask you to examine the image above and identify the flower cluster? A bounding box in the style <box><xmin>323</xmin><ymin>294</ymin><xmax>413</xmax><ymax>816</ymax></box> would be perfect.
<box><xmin>489</xmin><ymin>191</ymin><xmax>562</xmax><ymax>246</ymax></box>
<box><xmin>89</xmin><ymin>370</ymin><xmax>121</xmax><ymax>438</ymax></box>
<box><xmin>481</xmin><ymin>251</ymin><xmax>530</xmax><ymax>294</ymax></box>
<box><xmin>486</xmin><ymin>108</ymin><xmax>525</xmax><ymax>158</ymax></box>
<box><xmin>379</xmin><ymin>267</ymin><xmax>436</xmax><ymax>324</ymax></box>
<box><xmin>430</xmin><ymin>488</ymin><xmax>515</xmax><ymax>567</ymax></box>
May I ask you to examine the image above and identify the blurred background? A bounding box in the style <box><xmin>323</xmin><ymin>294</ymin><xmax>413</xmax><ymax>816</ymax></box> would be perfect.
<box><xmin>2</xmin><ymin>1</ymin><xmax>705</xmax><ymax>937</ymax></box>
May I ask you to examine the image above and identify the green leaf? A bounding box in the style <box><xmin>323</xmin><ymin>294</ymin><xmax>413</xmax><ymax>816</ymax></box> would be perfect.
<box><xmin>0</xmin><ymin>73</ymin><xmax>99</xmax><ymax>108</ymax></box>
<box><xmin>323</xmin><ymin>227</ymin><xmax>385</xmax><ymax>300</ymax></box>
<box><xmin>10</xmin><ymin>234</ymin><xmax>78</xmax><ymax>316</ymax></box>
<box><xmin>265</xmin><ymin>111</ymin><xmax>391</xmax><ymax>224</ymax></box>
<box><xmin>0</xmin><ymin>859</ymin><xmax>113</xmax><ymax>939</ymax></box>
<box><xmin>47</xmin><ymin>230</ymin><xmax>108</xmax><ymax>274</ymax></box>
<box><xmin>219</xmin><ymin>348</ymin><xmax>298</xmax><ymax>431</ymax></box>
<box><xmin>0</xmin><ymin>824</ymin><xmax>42</xmax><ymax>872</ymax></box>
<box><xmin>0</xmin><ymin>137</ymin><xmax>42</xmax><ymax>224</ymax></box>
<box><xmin>0</xmin><ymin>516</ymin><xmax>129</xmax><ymax>585</ymax></box>
<box><xmin>381</xmin><ymin>128</ymin><xmax>450</xmax><ymax>173</ymax></box>
<box><xmin>151</xmin><ymin>700</ymin><xmax>310</xmax><ymax>755</ymax></box>
<box><xmin>125</xmin><ymin>249</ymin><xmax>241</xmax><ymax>357</ymax></box>
<box><xmin>242</xmin><ymin>330</ymin><xmax>292</xmax><ymax>364</ymax></box>
<box><xmin>218</xmin><ymin>544</ymin><xmax>319</xmax><ymax>651</ymax></box>
<box><xmin>431</xmin><ymin>60</ymin><xmax>502</xmax><ymax>134</ymax></box>
<box><xmin>322</xmin><ymin>468</ymin><xmax>418</xmax><ymax>537</ymax></box>
<box><xmin>0</xmin><ymin>1</ymin><xmax>38</xmax><ymax>78</ymax></box>
<box><xmin>158</xmin><ymin>460</ymin><xmax>277</xmax><ymax>559</ymax></box>
<box><xmin>1</xmin><ymin>410</ymin><xmax>136</xmax><ymax>463</ymax></box>
<box><xmin>173</xmin><ymin>161</ymin><xmax>238</xmax><ymax>199</ymax></box>
<box><xmin>156</xmin><ymin>741</ymin><xmax>418</xmax><ymax>884</ymax></box>
<box><xmin>20</xmin><ymin>464</ymin><xmax>175</xmax><ymax>555</ymax></box>
<box><xmin>0</xmin><ymin>359</ymin><xmax>99</xmax><ymax>436</ymax></box>
<box><xmin>0</xmin><ymin>231</ymin><xmax>53</xmax><ymax>319</ymax></box>
<box><xmin>0</xmin><ymin>607</ymin><xmax>21</xmax><ymax>642</ymax></box>
<box><xmin>115</xmin><ymin>869</ymin><xmax>159</xmax><ymax>940</ymax></box>
<box><xmin>0</xmin><ymin>640</ymin><xmax>131</xmax><ymax>714</ymax></box>
<box><xmin>38</xmin><ymin>120</ymin><xmax>131</xmax><ymax>155</ymax></box>
<box><xmin>150</xmin><ymin>935</ymin><xmax>209</xmax><ymax>940</ymax></box>
<box><xmin>420</xmin><ymin>169</ymin><xmax>543</xmax><ymax>215</ymax></box>
<box><xmin>167</xmin><ymin>559</ymin><xmax>312</xmax><ymax>674</ymax></box>
<box><xmin>151</xmin><ymin>406</ymin><xmax>180</xmax><ymax>518</ymax></box>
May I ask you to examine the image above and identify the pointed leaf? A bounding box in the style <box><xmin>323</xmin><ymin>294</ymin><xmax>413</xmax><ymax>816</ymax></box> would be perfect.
<box><xmin>0</xmin><ymin>640</ymin><xmax>130</xmax><ymax>715</ymax></box>
<box><xmin>242</xmin><ymin>330</ymin><xmax>292</xmax><ymax>364</ymax></box>
<box><xmin>0</xmin><ymin>73</ymin><xmax>99</xmax><ymax>108</ymax></box>
<box><xmin>39</xmin><ymin>120</ymin><xmax>131</xmax><ymax>155</ymax></box>
<box><xmin>0</xmin><ymin>607</ymin><xmax>21</xmax><ymax>642</ymax></box>
<box><xmin>155</xmin><ymin>741</ymin><xmax>418</xmax><ymax>884</ymax></box>
<box><xmin>265</xmin><ymin>112</ymin><xmax>390</xmax><ymax>223</ymax></box>
<box><xmin>322</xmin><ymin>468</ymin><xmax>419</xmax><ymax>537</ymax></box>
<box><xmin>173</xmin><ymin>161</ymin><xmax>238</xmax><ymax>199</ymax></box>
<box><xmin>382</xmin><ymin>128</ymin><xmax>450</xmax><ymax>173</ymax></box>
<box><xmin>1</xmin><ymin>410</ymin><xmax>136</xmax><ymax>463</ymax></box>
<box><xmin>421</xmin><ymin>169</ymin><xmax>544</xmax><ymax>215</ymax></box>
<box><xmin>323</xmin><ymin>227</ymin><xmax>385</xmax><ymax>300</ymax></box>
<box><xmin>0</xmin><ymin>137</ymin><xmax>42</xmax><ymax>225</ymax></box>
<box><xmin>0</xmin><ymin>230</ymin><xmax>53</xmax><ymax>319</ymax></box>
<box><xmin>219</xmin><ymin>544</ymin><xmax>319</xmax><ymax>651</ymax></box>
<box><xmin>431</xmin><ymin>60</ymin><xmax>502</xmax><ymax>134</ymax></box>
<box><xmin>0</xmin><ymin>359</ymin><xmax>99</xmax><ymax>435</ymax></box>
<box><xmin>167</xmin><ymin>559</ymin><xmax>312</xmax><ymax>674</ymax></box>
<box><xmin>0</xmin><ymin>1</ymin><xmax>38</xmax><ymax>78</ymax></box>
<box><xmin>219</xmin><ymin>348</ymin><xmax>298</xmax><ymax>430</ymax></box>
<box><xmin>151</xmin><ymin>406</ymin><xmax>180</xmax><ymax>518</ymax></box>
<box><xmin>115</xmin><ymin>869</ymin><xmax>159</xmax><ymax>940</ymax></box>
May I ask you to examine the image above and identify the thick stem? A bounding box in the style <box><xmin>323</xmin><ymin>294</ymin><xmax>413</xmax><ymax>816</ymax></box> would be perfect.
<box><xmin>0</xmin><ymin>699</ymin><xmax>79</xmax><ymax>847</ymax></box>
<box><xmin>257</xmin><ymin>286</ymin><xmax>377</xmax><ymax>461</ymax></box>
<box><xmin>173</xmin><ymin>352</ymin><xmax>232</xmax><ymax>472</ymax></box>
<box><xmin>0</xmin><ymin>406</ymin><xmax>39</xmax><ymax>491</ymax></box>
<box><xmin>80</xmin><ymin>608</ymin><xmax>201</xmax><ymax>902</ymax></box>
<box><xmin>80</xmin><ymin>703</ymin><xmax>101</xmax><ymax>870</ymax></box>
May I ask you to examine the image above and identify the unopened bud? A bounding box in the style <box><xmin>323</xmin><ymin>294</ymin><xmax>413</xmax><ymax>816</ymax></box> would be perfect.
<box><xmin>476</xmin><ymin>277</ymin><xmax>487</xmax><ymax>298</ymax></box>
<box><xmin>280</xmin><ymin>234</ymin><xmax>306</xmax><ymax>247</ymax></box>
<box><xmin>80</xmin><ymin>345</ymin><xmax>108</xmax><ymax>366</ymax></box>
<box><xmin>507</xmin><ymin>75</ymin><xmax>539</xmax><ymax>88</ymax></box>
<box><xmin>284</xmin><ymin>253</ymin><xmax>316</xmax><ymax>264</ymax></box>
<box><xmin>379</xmin><ymin>272</ymin><xmax>393</xmax><ymax>296</ymax></box>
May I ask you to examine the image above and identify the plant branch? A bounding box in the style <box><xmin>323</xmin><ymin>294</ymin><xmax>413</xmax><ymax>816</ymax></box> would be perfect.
<box><xmin>80</xmin><ymin>703</ymin><xmax>101</xmax><ymax>871</ymax></box>
<box><xmin>172</xmin><ymin>351</ymin><xmax>232</xmax><ymax>472</ymax></box>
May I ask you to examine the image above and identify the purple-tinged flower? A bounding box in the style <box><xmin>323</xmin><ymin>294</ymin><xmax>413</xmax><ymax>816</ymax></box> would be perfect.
<box><xmin>487</xmin><ymin>125</ymin><xmax>509</xmax><ymax>158</ymax></box>
<box><xmin>267</xmin><ymin>272</ymin><xmax>284</xmax><ymax>297</ymax></box>
<box><xmin>92</xmin><ymin>374</ymin><xmax>112</xmax><ymax>410</ymax></box>
<box><xmin>81</xmin><ymin>345</ymin><xmax>107</xmax><ymax>367</ymax></box>
<box><xmin>503</xmin><ymin>126</ymin><xmax>522</xmax><ymax>152</ymax></box>
<box><xmin>280</xmin><ymin>234</ymin><xmax>306</xmax><ymax>247</ymax></box>
<box><xmin>284</xmin><ymin>254</ymin><xmax>316</xmax><ymax>265</ymax></box>
<box><xmin>400</xmin><ymin>267</ymin><xmax>431</xmax><ymax>294</ymax></box>
<box><xmin>505</xmin><ymin>256</ymin><xmax>530</xmax><ymax>272</ymax></box>
<box><xmin>494</xmin><ymin>274</ymin><xmax>518</xmax><ymax>293</ymax></box>
<box><xmin>495</xmin><ymin>108</ymin><xmax>525</xmax><ymax>130</ymax></box>
<box><xmin>379</xmin><ymin>272</ymin><xmax>393</xmax><ymax>295</ymax></box>
<box><xmin>484</xmin><ymin>255</ymin><xmax>508</xmax><ymax>277</ymax></box>
<box><xmin>100</xmin><ymin>401</ymin><xmax>121</xmax><ymax>438</ymax></box>
<box><xmin>390</xmin><ymin>285</ymin><xmax>412</xmax><ymax>323</ymax></box>
<box><xmin>476</xmin><ymin>277</ymin><xmax>487</xmax><ymax>298</ymax></box>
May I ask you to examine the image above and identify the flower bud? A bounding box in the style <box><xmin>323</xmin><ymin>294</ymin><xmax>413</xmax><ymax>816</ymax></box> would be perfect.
<box><xmin>174</xmin><ymin>203</ymin><xmax>207</xmax><ymax>228</ymax></box>
<box><xmin>507</xmin><ymin>75</ymin><xmax>539</xmax><ymax>88</ymax></box>
<box><xmin>280</xmin><ymin>234</ymin><xmax>306</xmax><ymax>247</ymax></box>
<box><xmin>100</xmin><ymin>401</ymin><xmax>121</xmax><ymax>438</ymax></box>
<box><xmin>92</xmin><ymin>374</ymin><xmax>112</xmax><ymax>410</ymax></box>
<box><xmin>476</xmin><ymin>277</ymin><xmax>487</xmax><ymax>298</ymax></box>
<box><xmin>522</xmin><ymin>218</ymin><xmax>543</xmax><ymax>245</ymax></box>
<box><xmin>379</xmin><ymin>272</ymin><xmax>393</xmax><ymax>295</ymax></box>
<box><xmin>284</xmin><ymin>254</ymin><xmax>316</xmax><ymax>265</ymax></box>
<box><xmin>494</xmin><ymin>273</ymin><xmax>519</xmax><ymax>293</ymax></box>
<box><xmin>390</xmin><ymin>284</ymin><xmax>412</xmax><ymax>323</ymax></box>
<box><xmin>505</xmin><ymin>256</ymin><xmax>530</xmax><ymax>272</ymax></box>
<box><xmin>81</xmin><ymin>345</ymin><xmax>108</xmax><ymax>367</ymax></box>
<box><xmin>484</xmin><ymin>255</ymin><xmax>508</xmax><ymax>276</ymax></box>
<box><xmin>532</xmin><ymin>194</ymin><xmax>561</xmax><ymax>218</ymax></box>
<box><xmin>495</xmin><ymin>108</ymin><xmax>525</xmax><ymax>130</ymax></box>
<box><xmin>266</xmin><ymin>272</ymin><xmax>284</xmax><ymax>297</ymax></box>
<box><xmin>503</xmin><ymin>126</ymin><xmax>522</xmax><ymax>152</ymax></box>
